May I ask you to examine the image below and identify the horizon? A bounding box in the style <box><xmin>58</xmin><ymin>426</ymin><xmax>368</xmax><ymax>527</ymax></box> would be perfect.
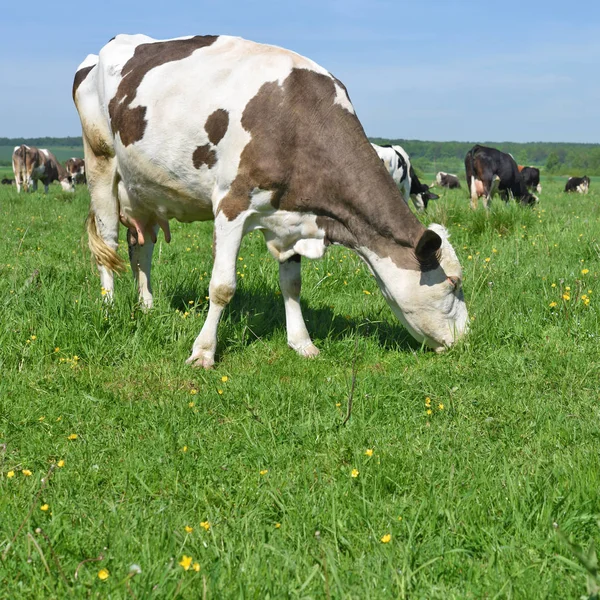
<box><xmin>1</xmin><ymin>0</ymin><xmax>599</xmax><ymax>143</ymax></box>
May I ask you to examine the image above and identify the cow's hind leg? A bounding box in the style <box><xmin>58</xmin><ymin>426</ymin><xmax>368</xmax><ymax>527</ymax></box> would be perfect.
<box><xmin>279</xmin><ymin>255</ymin><xmax>319</xmax><ymax>358</ymax></box>
<box><xmin>127</xmin><ymin>226</ymin><xmax>157</xmax><ymax>309</ymax></box>
<box><xmin>469</xmin><ymin>178</ymin><xmax>479</xmax><ymax>210</ymax></box>
<box><xmin>187</xmin><ymin>212</ymin><xmax>244</xmax><ymax>369</ymax></box>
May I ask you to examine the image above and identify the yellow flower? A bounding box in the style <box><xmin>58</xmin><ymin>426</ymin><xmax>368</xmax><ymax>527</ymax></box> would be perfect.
<box><xmin>221</xmin><ymin>376</ymin><xmax>228</xmax><ymax>383</ymax></box>
<box><xmin>67</xmin><ymin>434</ymin><xmax>78</xmax><ymax>440</ymax></box>
<box><xmin>425</xmin><ymin>397</ymin><xmax>431</xmax><ymax>407</ymax></box>
<box><xmin>38</xmin><ymin>416</ymin><xmax>45</xmax><ymax>421</ymax></box>
<box><xmin>193</xmin><ymin>562</ymin><xmax>200</xmax><ymax>572</ymax></box>
<box><xmin>380</xmin><ymin>533</ymin><xmax>392</xmax><ymax>543</ymax></box>
<box><xmin>260</xmin><ymin>469</ymin><xmax>268</xmax><ymax>476</ymax></box>
<box><xmin>98</xmin><ymin>568</ymin><xmax>109</xmax><ymax>580</ymax></box>
<box><xmin>31</xmin><ymin>335</ymin><xmax>37</xmax><ymax>340</ymax></box>
<box><xmin>549</xmin><ymin>301</ymin><xmax>557</xmax><ymax>308</ymax></box>
<box><xmin>351</xmin><ymin>468</ymin><xmax>359</xmax><ymax>478</ymax></box>
<box><xmin>188</xmin><ymin>300</ymin><xmax>194</xmax><ymax>305</ymax></box>
<box><xmin>562</xmin><ymin>294</ymin><xmax>570</xmax><ymax>301</ymax></box>
<box><xmin>363</xmin><ymin>290</ymin><xmax>371</xmax><ymax>295</ymax></box>
<box><xmin>184</xmin><ymin>525</ymin><xmax>193</xmax><ymax>533</ymax></box>
<box><xmin>565</xmin><ymin>286</ymin><xmax>571</xmax><ymax>291</ymax></box>
<box><xmin>179</xmin><ymin>555</ymin><xmax>192</xmax><ymax>570</ymax></box>
<box><xmin>7</xmin><ymin>471</ymin><xmax>15</xmax><ymax>478</ymax></box>
<box><xmin>100</xmin><ymin>288</ymin><xmax>108</xmax><ymax>296</ymax></box>
<box><xmin>485</xmin><ymin>257</ymin><xmax>491</xmax><ymax>263</ymax></box>
<box><xmin>200</xmin><ymin>521</ymin><xmax>210</xmax><ymax>531</ymax></box>
<box><xmin>438</xmin><ymin>403</ymin><xmax>444</xmax><ymax>410</ymax></box>
<box><xmin>584</xmin><ymin>298</ymin><xmax>590</xmax><ymax>306</ymax></box>
<box><xmin>492</xmin><ymin>248</ymin><xmax>498</xmax><ymax>253</ymax></box>
<box><xmin>426</xmin><ymin>409</ymin><xmax>432</xmax><ymax>416</ymax></box>
<box><xmin>467</xmin><ymin>255</ymin><xmax>472</xmax><ymax>260</ymax></box>
<box><xmin>57</xmin><ymin>460</ymin><xmax>65</xmax><ymax>468</ymax></box>
<box><xmin>23</xmin><ymin>469</ymin><xmax>32</xmax><ymax>476</ymax></box>
<box><xmin>365</xmin><ymin>449</ymin><xmax>374</xmax><ymax>457</ymax></box>
<box><xmin>274</xmin><ymin>523</ymin><xmax>281</xmax><ymax>529</ymax></box>
<box><xmin>188</xmin><ymin>401</ymin><xmax>195</xmax><ymax>408</ymax></box>
<box><xmin>582</xmin><ymin>269</ymin><xmax>590</xmax><ymax>275</ymax></box>
<box><xmin>551</xmin><ymin>283</ymin><xmax>556</xmax><ymax>288</ymax></box>
<box><xmin>41</xmin><ymin>504</ymin><xmax>49</xmax><ymax>511</ymax></box>
<box><xmin>190</xmin><ymin>389</ymin><xmax>198</xmax><ymax>395</ymax></box>
<box><xmin>217</xmin><ymin>389</ymin><xmax>223</xmax><ymax>395</ymax></box>
<box><xmin>335</xmin><ymin>402</ymin><xmax>341</xmax><ymax>407</ymax></box>
<box><xmin>182</xmin><ymin>446</ymin><xmax>188</xmax><ymax>453</ymax></box>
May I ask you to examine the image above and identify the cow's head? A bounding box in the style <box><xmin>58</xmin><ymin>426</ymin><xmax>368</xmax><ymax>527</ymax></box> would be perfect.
<box><xmin>361</xmin><ymin>224</ymin><xmax>468</xmax><ymax>351</ymax></box>
<box><xmin>60</xmin><ymin>176</ymin><xmax>75</xmax><ymax>192</ymax></box>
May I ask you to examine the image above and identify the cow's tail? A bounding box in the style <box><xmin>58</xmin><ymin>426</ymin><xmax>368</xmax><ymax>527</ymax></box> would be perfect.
<box><xmin>86</xmin><ymin>209</ymin><xmax>126</xmax><ymax>273</ymax></box>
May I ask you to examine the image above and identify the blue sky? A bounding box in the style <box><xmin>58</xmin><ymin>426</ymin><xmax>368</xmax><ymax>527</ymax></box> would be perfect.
<box><xmin>1</xmin><ymin>0</ymin><xmax>598</xmax><ymax>142</ymax></box>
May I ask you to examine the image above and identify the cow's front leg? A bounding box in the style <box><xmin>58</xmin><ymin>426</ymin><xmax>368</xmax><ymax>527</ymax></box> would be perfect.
<box><xmin>127</xmin><ymin>226</ymin><xmax>157</xmax><ymax>310</ymax></box>
<box><xmin>279</xmin><ymin>255</ymin><xmax>319</xmax><ymax>358</ymax></box>
<box><xmin>186</xmin><ymin>214</ymin><xmax>243</xmax><ymax>369</ymax></box>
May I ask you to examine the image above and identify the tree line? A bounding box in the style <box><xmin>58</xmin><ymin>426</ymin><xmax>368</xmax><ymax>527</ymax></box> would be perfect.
<box><xmin>2</xmin><ymin>137</ymin><xmax>599</xmax><ymax>175</ymax></box>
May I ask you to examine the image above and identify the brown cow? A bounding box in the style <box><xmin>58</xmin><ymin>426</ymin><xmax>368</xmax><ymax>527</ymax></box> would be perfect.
<box><xmin>65</xmin><ymin>157</ymin><xmax>86</xmax><ymax>184</ymax></box>
<box><xmin>12</xmin><ymin>145</ymin><xmax>74</xmax><ymax>193</ymax></box>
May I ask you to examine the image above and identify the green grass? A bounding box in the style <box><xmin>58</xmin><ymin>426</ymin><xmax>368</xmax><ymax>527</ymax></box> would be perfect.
<box><xmin>1</xmin><ymin>179</ymin><xmax>599</xmax><ymax>599</ymax></box>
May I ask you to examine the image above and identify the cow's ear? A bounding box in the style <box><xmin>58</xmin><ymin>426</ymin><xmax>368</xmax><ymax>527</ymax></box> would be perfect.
<box><xmin>415</xmin><ymin>229</ymin><xmax>441</xmax><ymax>261</ymax></box>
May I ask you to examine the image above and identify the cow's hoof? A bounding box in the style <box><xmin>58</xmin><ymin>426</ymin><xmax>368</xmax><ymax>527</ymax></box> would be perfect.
<box><xmin>186</xmin><ymin>352</ymin><xmax>215</xmax><ymax>369</ymax></box>
<box><xmin>292</xmin><ymin>343</ymin><xmax>320</xmax><ymax>358</ymax></box>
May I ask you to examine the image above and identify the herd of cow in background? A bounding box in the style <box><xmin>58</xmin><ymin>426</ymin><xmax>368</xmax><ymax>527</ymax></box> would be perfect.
<box><xmin>3</xmin><ymin>142</ymin><xmax>591</xmax><ymax>207</ymax></box>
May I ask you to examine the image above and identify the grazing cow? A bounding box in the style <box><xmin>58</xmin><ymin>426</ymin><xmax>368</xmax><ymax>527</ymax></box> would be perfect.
<box><xmin>565</xmin><ymin>176</ymin><xmax>590</xmax><ymax>194</ymax></box>
<box><xmin>1</xmin><ymin>178</ymin><xmax>14</xmax><ymax>185</ymax></box>
<box><xmin>371</xmin><ymin>144</ymin><xmax>439</xmax><ymax>211</ymax></box>
<box><xmin>520</xmin><ymin>166</ymin><xmax>541</xmax><ymax>194</ymax></box>
<box><xmin>435</xmin><ymin>172</ymin><xmax>461</xmax><ymax>189</ymax></box>
<box><xmin>65</xmin><ymin>157</ymin><xmax>86</xmax><ymax>184</ymax></box>
<box><xmin>465</xmin><ymin>144</ymin><xmax>537</xmax><ymax>209</ymax></box>
<box><xmin>74</xmin><ymin>34</ymin><xmax>468</xmax><ymax>367</ymax></box>
<box><xmin>12</xmin><ymin>145</ymin><xmax>74</xmax><ymax>193</ymax></box>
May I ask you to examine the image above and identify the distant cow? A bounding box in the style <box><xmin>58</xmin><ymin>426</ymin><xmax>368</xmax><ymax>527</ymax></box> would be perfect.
<box><xmin>465</xmin><ymin>144</ymin><xmax>537</xmax><ymax>209</ymax></box>
<box><xmin>435</xmin><ymin>172</ymin><xmax>461</xmax><ymax>189</ymax></box>
<box><xmin>74</xmin><ymin>34</ymin><xmax>468</xmax><ymax>367</ymax></box>
<box><xmin>1</xmin><ymin>178</ymin><xmax>14</xmax><ymax>185</ymax></box>
<box><xmin>371</xmin><ymin>144</ymin><xmax>439</xmax><ymax>211</ymax></box>
<box><xmin>65</xmin><ymin>157</ymin><xmax>86</xmax><ymax>184</ymax></box>
<box><xmin>520</xmin><ymin>166</ymin><xmax>541</xmax><ymax>193</ymax></box>
<box><xmin>12</xmin><ymin>145</ymin><xmax>74</xmax><ymax>193</ymax></box>
<box><xmin>565</xmin><ymin>176</ymin><xmax>590</xmax><ymax>194</ymax></box>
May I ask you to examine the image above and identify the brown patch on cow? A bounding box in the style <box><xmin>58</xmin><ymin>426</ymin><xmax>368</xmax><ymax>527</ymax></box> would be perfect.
<box><xmin>108</xmin><ymin>35</ymin><xmax>218</xmax><ymax>147</ymax></box>
<box><xmin>219</xmin><ymin>68</ymin><xmax>427</xmax><ymax>269</ymax></box>
<box><xmin>192</xmin><ymin>144</ymin><xmax>217</xmax><ymax>169</ymax></box>
<box><xmin>205</xmin><ymin>109</ymin><xmax>229</xmax><ymax>145</ymax></box>
<box><xmin>72</xmin><ymin>65</ymin><xmax>94</xmax><ymax>101</ymax></box>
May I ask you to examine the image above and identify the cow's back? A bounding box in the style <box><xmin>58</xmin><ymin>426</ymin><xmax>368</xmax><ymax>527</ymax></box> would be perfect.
<box><xmin>76</xmin><ymin>34</ymin><xmax>344</xmax><ymax>218</ymax></box>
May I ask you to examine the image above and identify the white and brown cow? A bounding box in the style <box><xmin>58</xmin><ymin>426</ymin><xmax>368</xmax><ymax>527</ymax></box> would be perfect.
<box><xmin>371</xmin><ymin>144</ymin><xmax>439</xmax><ymax>211</ymax></box>
<box><xmin>12</xmin><ymin>145</ymin><xmax>74</xmax><ymax>193</ymax></box>
<box><xmin>73</xmin><ymin>34</ymin><xmax>468</xmax><ymax>367</ymax></box>
<box><xmin>65</xmin><ymin>157</ymin><xmax>86</xmax><ymax>184</ymax></box>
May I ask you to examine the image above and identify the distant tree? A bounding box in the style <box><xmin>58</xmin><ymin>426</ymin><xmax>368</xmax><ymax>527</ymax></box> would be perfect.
<box><xmin>545</xmin><ymin>152</ymin><xmax>561</xmax><ymax>173</ymax></box>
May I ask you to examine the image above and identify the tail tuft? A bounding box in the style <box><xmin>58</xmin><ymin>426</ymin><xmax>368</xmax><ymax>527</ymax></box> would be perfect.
<box><xmin>86</xmin><ymin>210</ymin><xmax>126</xmax><ymax>273</ymax></box>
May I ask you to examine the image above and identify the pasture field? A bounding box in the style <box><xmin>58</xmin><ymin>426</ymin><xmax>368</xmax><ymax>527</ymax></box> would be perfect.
<box><xmin>1</xmin><ymin>177</ymin><xmax>599</xmax><ymax>599</ymax></box>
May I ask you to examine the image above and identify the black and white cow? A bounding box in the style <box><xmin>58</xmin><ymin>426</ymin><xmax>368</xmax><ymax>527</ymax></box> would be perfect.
<box><xmin>74</xmin><ymin>34</ymin><xmax>468</xmax><ymax>367</ymax></box>
<box><xmin>434</xmin><ymin>172</ymin><xmax>461</xmax><ymax>189</ymax></box>
<box><xmin>520</xmin><ymin>166</ymin><xmax>541</xmax><ymax>194</ymax></box>
<box><xmin>465</xmin><ymin>144</ymin><xmax>537</xmax><ymax>209</ymax></box>
<box><xmin>12</xmin><ymin>145</ymin><xmax>74</xmax><ymax>193</ymax></box>
<box><xmin>371</xmin><ymin>144</ymin><xmax>439</xmax><ymax>211</ymax></box>
<box><xmin>1</xmin><ymin>178</ymin><xmax>14</xmax><ymax>185</ymax></box>
<box><xmin>564</xmin><ymin>176</ymin><xmax>590</xmax><ymax>194</ymax></box>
